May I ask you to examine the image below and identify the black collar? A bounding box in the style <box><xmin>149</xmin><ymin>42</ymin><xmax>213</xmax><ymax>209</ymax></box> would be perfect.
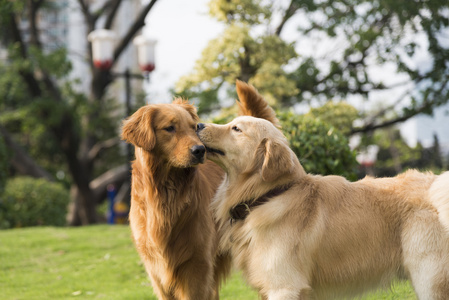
<box><xmin>229</xmin><ymin>183</ymin><xmax>294</xmax><ymax>224</ymax></box>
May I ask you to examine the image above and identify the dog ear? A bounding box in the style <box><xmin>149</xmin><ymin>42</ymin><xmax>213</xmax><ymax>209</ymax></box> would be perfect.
<box><xmin>235</xmin><ymin>80</ymin><xmax>281</xmax><ymax>128</ymax></box>
<box><xmin>121</xmin><ymin>106</ymin><xmax>156</xmax><ymax>151</ymax></box>
<box><xmin>258</xmin><ymin>138</ymin><xmax>294</xmax><ymax>182</ymax></box>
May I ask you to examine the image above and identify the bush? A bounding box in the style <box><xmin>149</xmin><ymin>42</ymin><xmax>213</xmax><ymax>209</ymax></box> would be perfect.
<box><xmin>0</xmin><ymin>177</ymin><xmax>70</xmax><ymax>229</ymax></box>
<box><xmin>278</xmin><ymin>111</ymin><xmax>358</xmax><ymax>180</ymax></box>
<box><xmin>212</xmin><ymin>108</ymin><xmax>358</xmax><ymax>180</ymax></box>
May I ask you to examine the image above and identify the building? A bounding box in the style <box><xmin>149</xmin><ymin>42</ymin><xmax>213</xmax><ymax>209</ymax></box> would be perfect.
<box><xmin>0</xmin><ymin>0</ymin><xmax>143</xmax><ymax>106</ymax></box>
<box><xmin>66</xmin><ymin>0</ymin><xmax>143</xmax><ymax>102</ymax></box>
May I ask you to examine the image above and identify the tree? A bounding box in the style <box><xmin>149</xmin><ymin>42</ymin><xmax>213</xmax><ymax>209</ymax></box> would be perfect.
<box><xmin>416</xmin><ymin>134</ymin><xmax>444</xmax><ymax>172</ymax></box>
<box><xmin>306</xmin><ymin>101</ymin><xmax>359</xmax><ymax>135</ymax></box>
<box><xmin>0</xmin><ymin>0</ymin><xmax>159</xmax><ymax>225</ymax></box>
<box><xmin>175</xmin><ymin>0</ymin><xmax>449</xmax><ymax>132</ymax></box>
<box><xmin>357</xmin><ymin>128</ymin><xmax>447</xmax><ymax>177</ymax></box>
<box><xmin>210</xmin><ymin>102</ymin><xmax>359</xmax><ymax>179</ymax></box>
<box><xmin>279</xmin><ymin>111</ymin><xmax>358</xmax><ymax>180</ymax></box>
<box><xmin>367</xmin><ymin>129</ymin><xmax>422</xmax><ymax>177</ymax></box>
<box><xmin>176</xmin><ymin>0</ymin><xmax>298</xmax><ymax>114</ymax></box>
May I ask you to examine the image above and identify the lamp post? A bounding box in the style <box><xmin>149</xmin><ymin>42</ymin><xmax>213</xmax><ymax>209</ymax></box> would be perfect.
<box><xmin>133</xmin><ymin>35</ymin><xmax>157</xmax><ymax>74</ymax></box>
<box><xmin>87</xmin><ymin>29</ymin><xmax>116</xmax><ymax>70</ymax></box>
<box><xmin>88</xmin><ymin>29</ymin><xmax>156</xmax><ymax>113</ymax></box>
<box><xmin>88</xmin><ymin>29</ymin><xmax>156</xmax><ymax>223</ymax></box>
<box><xmin>88</xmin><ymin>29</ymin><xmax>156</xmax><ymax>162</ymax></box>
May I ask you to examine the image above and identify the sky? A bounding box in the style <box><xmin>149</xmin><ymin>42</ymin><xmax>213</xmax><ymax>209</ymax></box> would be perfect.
<box><xmin>139</xmin><ymin>0</ymin><xmax>449</xmax><ymax>151</ymax></box>
<box><xmin>143</xmin><ymin>0</ymin><xmax>224</xmax><ymax>102</ymax></box>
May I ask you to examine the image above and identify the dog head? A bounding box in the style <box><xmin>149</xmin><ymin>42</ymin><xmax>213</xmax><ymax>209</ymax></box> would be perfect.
<box><xmin>121</xmin><ymin>99</ymin><xmax>206</xmax><ymax>167</ymax></box>
<box><xmin>197</xmin><ymin>116</ymin><xmax>299</xmax><ymax>182</ymax></box>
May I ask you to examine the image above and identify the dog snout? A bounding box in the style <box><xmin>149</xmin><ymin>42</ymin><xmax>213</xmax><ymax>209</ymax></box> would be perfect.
<box><xmin>191</xmin><ymin>145</ymin><xmax>206</xmax><ymax>161</ymax></box>
<box><xmin>196</xmin><ymin>123</ymin><xmax>205</xmax><ymax>132</ymax></box>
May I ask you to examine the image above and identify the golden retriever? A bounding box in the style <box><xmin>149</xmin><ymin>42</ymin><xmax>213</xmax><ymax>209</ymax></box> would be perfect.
<box><xmin>197</xmin><ymin>115</ymin><xmax>449</xmax><ymax>300</ymax></box>
<box><xmin>121</xmin><ymin>81</ymin><xmax>278</xmax><ymax>300</ymax></box>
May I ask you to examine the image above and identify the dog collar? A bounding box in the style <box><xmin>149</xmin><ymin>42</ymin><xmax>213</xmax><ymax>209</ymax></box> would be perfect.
<box><xmin>229</xmin><ymin>183</ymin><xmax>294</xmax><ymax>225</ymax></box>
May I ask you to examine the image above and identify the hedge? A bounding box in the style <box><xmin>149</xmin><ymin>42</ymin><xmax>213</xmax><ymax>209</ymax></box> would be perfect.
<box><xmin>0</xmin><ymin>177</ymin><xmax>70</xmax><ymax>229</ymax></box>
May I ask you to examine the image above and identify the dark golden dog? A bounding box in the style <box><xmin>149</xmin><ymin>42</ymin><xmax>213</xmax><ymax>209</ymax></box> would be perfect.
<box><xmin>121</xmin><ymin>81</ymin><xmax>278</xmax><ymax>300</ymax></box>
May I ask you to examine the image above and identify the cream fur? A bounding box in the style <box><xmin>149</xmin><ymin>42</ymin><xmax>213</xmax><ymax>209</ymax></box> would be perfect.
<box><xmin>198</xmin><ymin>116</ymin><xmax>449</xmax><ymax>300</ymax></box>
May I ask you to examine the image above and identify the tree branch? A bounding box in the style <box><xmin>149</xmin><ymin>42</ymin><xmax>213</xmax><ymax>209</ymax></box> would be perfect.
<box><xmin>28</xmin><ymin>0</ymin><xmax>45</xmax><ymax>47</ymax></box>
<box><xmin>9</xmin><ymin>12</ymin><xmax>42</xmax><ymax>97</ymax></box>
<box><xmin>351</xmin><ymin>75</ymin><xmax>449</xmax><ymax>134</ymax></box>
<box><xmin>104</xmin><ymin>0</ymin><xmax>122</xmax><ymax>29</ymax></box>
<box><xmin>77</xmin><ymin>0</ymin><xmax>90</xmax><ymax>19</ymax></box>
<box><xmin>275</xmin><ymin>0</ymin><xmax>300</xmax><ymax>36</ymax></box>
<box><xmin>92</xmin><ymin>0</ymin><xmax>115</xmax><ymax>22</ymax></box>
<box><xmin>26</xmin><ymin>0</ymin><xmax>63</xmax><ymax>103</ymax></box>
<box><xmin>350</xmin><ymin>102</ymin><xmax>433</xmax><ymax>135</ymax></box>
<box><xmin>112</xmin><ymin>0</ymin><xmax>159</xmax><ymax>68</ymax></box>
<box><xmin>0</xmin><ymin>125</ymin><xmax>54</xmax><ymax>181</ymax></box>
<box><xmin>90</xmin><ymin>164</ymin><xmax>130</xmax><ymax>203</ymax></box>
<box><xmin>87</xmin><ymin>137</ymin><xmax>121</xmax><ymax>161</ymax></box>
<box><xmin>77</xmin><ymin>0</ymin><xmax>95</xmax><ymax>32</ymax></box>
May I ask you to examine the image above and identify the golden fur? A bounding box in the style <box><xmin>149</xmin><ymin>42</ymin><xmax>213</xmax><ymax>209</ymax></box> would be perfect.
<box><xmin>197</xmin><ymin>114</ymin><xmax>449</xmax><ymax>300</ymax></box>
<box><xmin>121</xmin><ymin>81</ymin><xmax>277</xmax><ymax>300</ymax></box>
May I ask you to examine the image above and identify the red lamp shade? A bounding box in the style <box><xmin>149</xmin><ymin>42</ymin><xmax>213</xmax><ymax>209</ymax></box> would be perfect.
<box><xmin>133</xmin><ymin>35</ymin><xmax>157</xmax><ymax>73</ymax></box>
<box><xmin>87</xmin><ymin>29</ymin><xmax>116</xmax><ymax>71</ymax></box>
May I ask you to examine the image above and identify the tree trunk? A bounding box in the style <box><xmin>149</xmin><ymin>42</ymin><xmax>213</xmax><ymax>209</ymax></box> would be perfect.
<box><xmin>67</xmin><ymin>164</ymin><xmax>130</xmax><ymax>225</ymax></box>
<box><xmin>0</xmin><ymin>126</ymin><xmax>54</xmax><ymax>181</ymax></box>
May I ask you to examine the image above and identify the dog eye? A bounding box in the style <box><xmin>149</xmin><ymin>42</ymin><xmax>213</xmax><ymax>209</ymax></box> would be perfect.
<box><xmin>232</xmin><ymin>126</ymin><xmax>241</xmax><ymax>132</ymax></box>
<box><xmin>164</xmin><ymin>126</ymin><xmax>175</xmax><ymax>133</ymax></box>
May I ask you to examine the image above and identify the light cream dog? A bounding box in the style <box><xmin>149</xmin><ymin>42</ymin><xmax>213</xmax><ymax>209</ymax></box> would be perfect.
<box><xmin>197</xmin><ymin>115</ymin><xmax>449</xmax><ymax>300</ymax></box>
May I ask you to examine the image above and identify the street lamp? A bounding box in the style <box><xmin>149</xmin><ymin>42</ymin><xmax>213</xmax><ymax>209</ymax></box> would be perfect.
<box><xmin>88</xmin><ymin>28</ymin><xmax>156</xmax><ymax>172</ymax></box>
<box><xmin>88</xmin><ymin>29</ymin><xmax>156</xmax><ymax>223</ymax></box>
<box><xmin>87</xmin><ymin>29</ymin><xmax>115</xmax><ymax>70</ymax></box>
<box><xmin>87</xmin><ymin>29</ymin><xmax>156</xmax><ymax>114</ymax></box>
<box><xmin>133</xmin><ymin>35</ymin><xmax>157</xmax><ymax>75</ymax></box>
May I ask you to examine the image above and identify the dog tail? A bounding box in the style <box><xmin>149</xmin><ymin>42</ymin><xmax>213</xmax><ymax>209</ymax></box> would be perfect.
<box><xmin>235</xmin><ymin>80</ymin><xmax>281</xmax><ymax>128</ymax></box>
<box><xmin>428</xmin><ymin>171</ymin><xmax>449</xmax><ymax>233</ymax></box>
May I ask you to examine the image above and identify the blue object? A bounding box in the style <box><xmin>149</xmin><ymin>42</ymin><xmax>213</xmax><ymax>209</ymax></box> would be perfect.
<box><xmin>107</xmin><ymin>184</ymin><xmax>117</xmax><ymax>224</ymax></box>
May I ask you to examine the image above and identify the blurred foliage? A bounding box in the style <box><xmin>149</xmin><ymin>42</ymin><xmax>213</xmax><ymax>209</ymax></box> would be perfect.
<box><xmin>0</xmin><ymin>177</ymin><xmax>70</xmax><ymax>229</ymax></box>
<box><xmin>289</xmin><ymin>0</ymin><xmax>449</xmax><ymax>108</ymax></box>
<box><xmin>211</xmin><ymin>103</ymin><xmax>358</xmax><ymax>180</ymax></box>
<box><xmin>176</xmin><ymin>4</ymin><xmax>298</xmax><ymax>114</ymax></box>
<box><xmin>278</xmin><ymin>111</ymin><xmax>358</xmax><ymax>180</ymax></box>
<box><xmin>209</xmin><ymin>0</ymin><xmax>272</xmax><ymax>24</ymax></box>
<box><xmin>0</xmin><ymin>2</ymin><xmax>128</xmax><ymax>187</ymax></box>
<box><xmin>0</xmin><ymin>0</ymin><xmax>155</xmax><ymax>224</ymax></box>
<box><xmin>360</xmin><ymin>129</ymin><xmax>446</xmax><ymax>177</ymax></box>
<box><xmin>306</xmin><ymin>101</ymin><xmax>359</xmax><ymax>135</ymax></box>
<box><xmin>176</xmin><ymin>0</ymin><xmax>449</xmax><ymax>128</ymax></box>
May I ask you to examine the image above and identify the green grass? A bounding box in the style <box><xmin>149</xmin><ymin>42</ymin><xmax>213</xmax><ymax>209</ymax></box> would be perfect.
<box><xmin>0</xmin><ymin>226</ymin><xmax>416</xmax><ymax>299</ymax></box>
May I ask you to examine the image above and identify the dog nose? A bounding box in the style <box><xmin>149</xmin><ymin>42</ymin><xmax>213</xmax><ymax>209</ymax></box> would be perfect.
<box><xmin>191</xmin><ymin>145</ymin><xmax>206</xmax><ymax>160</ymax></box>
<box><xmin>196</xmin><ymin>123</ymin><xmax>205</xmax><ymax>132</ymax></box>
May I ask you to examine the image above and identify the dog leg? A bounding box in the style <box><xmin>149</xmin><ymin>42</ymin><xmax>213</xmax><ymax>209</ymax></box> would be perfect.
<box><xmin>173</xmin><ymin>260</ymin><xmax>215</xmax><ymax>300</ymax></box>
<box><xmin>408</xmin><ymin>259</ymin><xmax>449</xmax><ymax>300</ymax></box>
<box><xmin>403</xmin><ymin>213</ymin><xmax>449</xmax><ymax>300</ymax></box>
<box><xmin>149</xmin><ymin>273</ymin><xmax>176</xmax><ymax>300</ymax></box>
<box><xmin>266</xmin><ymin>289</ymin><xmax>299</xmax><ymax>300</ymax></box>
<box><xmin>266</xmin><ymin>287</ymin><xmax>311</xmax><ymax>300</ymax></box>
<box><xmin>429</xmin><ymin>271</ymin><xmax>449</xmax><ymax>300</ymax></box>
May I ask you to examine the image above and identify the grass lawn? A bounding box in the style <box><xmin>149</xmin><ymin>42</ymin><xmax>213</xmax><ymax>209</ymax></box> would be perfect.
<box><xmin>0</xmin><ymin>225</ymin><xmax>416</xmax><ymax>299</ymax></box>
